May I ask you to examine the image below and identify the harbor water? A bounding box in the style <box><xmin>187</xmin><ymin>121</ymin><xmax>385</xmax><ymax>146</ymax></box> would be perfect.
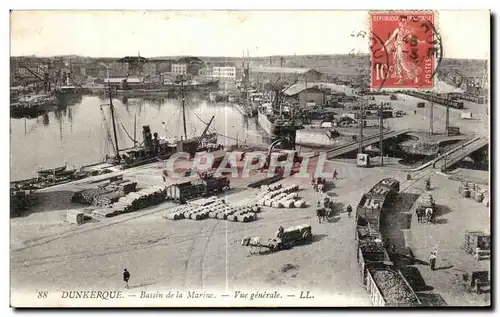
<box><xmin>10</xmin><ymin>94</ymin><xmax>268</xmax><ymax>181</ymax></box>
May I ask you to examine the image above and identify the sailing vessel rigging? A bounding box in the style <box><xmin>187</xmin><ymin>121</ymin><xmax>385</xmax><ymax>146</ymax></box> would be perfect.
<box><xmin>99</xmin><ymin>74</ymin><xmax>219</xmax><ymax>168</ymax></box>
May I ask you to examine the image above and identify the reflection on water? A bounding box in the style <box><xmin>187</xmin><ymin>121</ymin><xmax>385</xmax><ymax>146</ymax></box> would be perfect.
<box><xmin>10</xmin><ymin>94</ymin><xmax>267</xmax><ymax>181</ymax></box>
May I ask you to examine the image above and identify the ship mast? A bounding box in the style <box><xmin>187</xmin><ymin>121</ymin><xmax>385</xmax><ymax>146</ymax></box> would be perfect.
<box><xmin>108</xmin><ymin>84</ymin><xmax>120</xmax><ymax>161</ymax></box>
<box><xmin>133</xmin><ymin>114</ymin><xmax>137</xmax><ymax>147</ymax></box>
<box><xmin>180</xmin><ymin>75</ymin><xmax>188</xmax><ymax>140</ymax></box>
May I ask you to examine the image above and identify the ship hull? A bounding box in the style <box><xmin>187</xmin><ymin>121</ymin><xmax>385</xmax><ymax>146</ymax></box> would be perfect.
<box><xmin>257</xmin><ymin>109</ymin><xmax>276</xmax><ymax>136</ymax></box>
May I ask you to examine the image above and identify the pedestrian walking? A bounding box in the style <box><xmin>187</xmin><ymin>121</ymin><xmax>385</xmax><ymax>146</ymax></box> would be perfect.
<box><xmin>123</xmin><ymin>269</ymin><xmax>131</xmax><ymax>289</ymax></box>
<box><xmin>429</xmin><ymin>251</ymin><xmax>437</xmax><ymax>271</ymax></box>
<box><xmin>414</xmin><ymin>110</ymin><xmax>417</xmax><ymax>115</ymax></box>
<box><xmin>332</xmin><ymin>169</ymin><xmax>338</xmax><ymax>180</ymax></box>
<box><xmin>346</xmin><ymin>204</ymin><xmax>352</xmax><ymax>218</ymax></box>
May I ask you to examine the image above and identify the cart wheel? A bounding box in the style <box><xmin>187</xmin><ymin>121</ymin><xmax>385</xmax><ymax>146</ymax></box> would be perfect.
<box><xmin>303</xmin><ymin>231</ymin><xmax>312</xmax><ymax>242</ymax></box>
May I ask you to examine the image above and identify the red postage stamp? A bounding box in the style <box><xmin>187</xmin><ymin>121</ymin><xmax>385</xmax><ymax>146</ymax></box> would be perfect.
<box><xmin>370</xmin><ymin>11</ymin><xmax>437</xmax><ymax>90</ymax></box>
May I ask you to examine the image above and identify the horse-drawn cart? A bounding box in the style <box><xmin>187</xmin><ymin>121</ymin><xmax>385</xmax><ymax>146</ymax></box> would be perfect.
<box><xmin>415</xmin><ymin>192</ymin><xmax>435</xmax><ymax>224</ymax></box>
<box><xmin>242</xmin><ymin>224</ymin><xmax>313</xmax><ymax>255</ymax></box>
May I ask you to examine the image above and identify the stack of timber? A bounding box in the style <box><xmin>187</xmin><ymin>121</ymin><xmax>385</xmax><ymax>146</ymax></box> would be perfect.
<box><xmin>71</xmin><ymin>179</ymin><xmax>138</xmax><ymax>206</ymax></box>
<box><xmin>164</xmin><ymin>198</ymin><xmax>261</xmax><ymax>222</ymax></box>
<box><xmin>91</xmin><ymin>186</ymin><xmax>167</xmax><ymax>218</ymax></box>
<box><xmin>256</xmin><ymin>184</ymin><xmax>306</xmax><ymax>208</ymax></box>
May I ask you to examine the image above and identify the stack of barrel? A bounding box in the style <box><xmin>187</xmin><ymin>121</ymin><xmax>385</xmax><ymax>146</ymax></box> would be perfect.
<box><xmin>164</xmin><ymin>199</ymin><xmax>260</xmax><ymax>223</ymax></box>
<box><xmin>458</xmin><ymin>181</ymin><xmax>489</xmax><ymax>207</ymax></box>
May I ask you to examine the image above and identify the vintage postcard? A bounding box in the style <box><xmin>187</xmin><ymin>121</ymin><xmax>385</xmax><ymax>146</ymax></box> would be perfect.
<box><xmin>9</xmin><ymin>10</ymin><xmax>490</xmax><ymax>308</ymax></box>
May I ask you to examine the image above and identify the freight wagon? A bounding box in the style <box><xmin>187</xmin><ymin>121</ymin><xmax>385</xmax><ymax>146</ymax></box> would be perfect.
<box><xmin>403</xmin><ymin>91</ymin><xmax>464</xmax><ymax>109</ymax></box>
<box><xmin>356</xmin><ymin>196</ymin><xmax>383</xmax><ymax>235</ymax></box>
<box><xmin>365</xmin><ymin>267</ymin><xmax>422</xmax><ymax>307</ymax></box>
<box><xmin>167</xmin><ymin>176</ymin><xmax>231</xmax><ymax>203</ymax></box>
<box><xmin>357</xmin><ymin>241</ymin><xmax>392</xmax><ymax>284</ymax></box>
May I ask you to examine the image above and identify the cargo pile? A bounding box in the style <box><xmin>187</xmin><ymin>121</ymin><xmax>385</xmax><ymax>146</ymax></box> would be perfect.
<box><xmin>416</xmin><ymin>192</ymin><xmax>434</xmax><ymax>208</ymax></box>
<box><xmin>164</xmin><ymin>199</ymin><xmax>261</xmax><ymax>222</ymax></box>
<box><xmin>362</xmin><ymin>197</ymin><xmax>382</xmax><ymax>210</ymax></box>
<box><xmin>370</xmin><ymin>269</ymin><xmax>420</xmax><ymax>305</ymax></box>
<box><xmin>89</xmin><ymin>186</ymin><xmax>167</xmax><ymax>218</ymax></box>
<box><xmin>459</xmin><ymin>182</ymin><xmax>489</xmax><ymax>207</ymax></box>
<box><xmin>71</xmin><ymin>180</ymin><xmax>137</xmax><ymax>206</ymax></box>
<box><xmin>256</xmin><ymin>184</ymin><xmax>306</xmax><ymax>208</ymax></box>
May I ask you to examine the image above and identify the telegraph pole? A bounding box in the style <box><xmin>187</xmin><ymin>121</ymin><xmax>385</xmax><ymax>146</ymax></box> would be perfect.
<box><xmin>181</xmin><ymin>77</ymin><xmax>187</xmax><ymax>140</ymax></box>
<box><xmin>379</xmin><ymin>101</ymin><xmax>384</xmax><ymax>166</ymax></box>
<box><xmin>445</xmin><ymin>103</ymin><xmax>450</xmax><ymax>135</ymax></box>
<box><xmin>359</xmin><ymin>97</ymin><xmax>364</xmax><ymax>154</ymax></box>
<box><xmin>429</xmin><ymin>101</ymin><xmax>434</xmax><ymax>136</ymax></box>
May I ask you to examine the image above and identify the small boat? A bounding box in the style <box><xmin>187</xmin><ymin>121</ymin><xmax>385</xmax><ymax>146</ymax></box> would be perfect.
<box><xmin>53</xmin><ymin>168</ymin><xmax>77</xmax><ymax>177</ymax></box>
<box><xmin>37</xmin><ymin>165</ymin><xmax>67</xmax><ymax>176</ymax></box>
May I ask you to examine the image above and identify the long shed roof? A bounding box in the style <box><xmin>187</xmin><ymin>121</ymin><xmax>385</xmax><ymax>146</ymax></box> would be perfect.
<box><xmin>250</xmin><ymin>66</ymin><xmax>317</xmax><ymax>75</ymax></box>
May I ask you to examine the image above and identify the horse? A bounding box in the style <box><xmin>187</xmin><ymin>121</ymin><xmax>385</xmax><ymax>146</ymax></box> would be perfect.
<box><xmin>316</xmin><ymin>207</ymin><xmax>327</xmax><ymax>223</ymax></box>
<box><xmin>425</xmin><ymin>208</ymin><xmax>434</xmax><ymax>224</ymax></box>
<box><xmin>416</xmin><ymin>208</ymin><xmax>425</xmax><ymax>223</ymax></box>
<box><xmin>241</xmin><ymin>237</ymin><xmax>263</xmax><ymax>256</ymax></box>
<box><xmin>317</xmin><ymin>183</ymin><xmax>325</xmax><ymax>193</ymax></box>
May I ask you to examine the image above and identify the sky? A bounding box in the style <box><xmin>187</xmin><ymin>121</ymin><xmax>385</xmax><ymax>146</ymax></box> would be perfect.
<box><xmin>10</xmin><ymin>10</ymin><xmax>490</xmax><ymax>59</ymax></box>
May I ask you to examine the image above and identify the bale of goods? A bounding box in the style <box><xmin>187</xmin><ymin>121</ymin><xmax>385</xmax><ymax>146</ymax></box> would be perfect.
<box><xmin>216</xmin><ymin>213</ymin><xmax>227</xmax><ymax>220</ymax></box>
<box><xmin>208</xmin><ymin>211</ymin><xmax>217</xmax><ymax>218</ymax></box>
<box><xmin>280</xmin><ymin>200</ymin><xmax>295</xmax><ymax>208</ymax></box>
<box><xmin>164</xmin><ymin>213</ymin><xmax>177</xmax><ymax>220</ymax></box>
<box><xmin>287</xmin><ymin>192</ymin><xmax>299</xmax><ymax>199</ymax></box>
<box><xmin>252</xmin><ymin>205</ymin><xmax>261</xmax><ymax>213</ymax></box>
<box><xmin>227</xmin><ymin>215</ymin><xmax>237</xmax><ymax>222</ymax></box>
<box><xmin>371</xmin><ymin>269</ymin><xmax>419</xmax><ymax>306</ymax></box>
<box><xmin>461</xmin><ymin>189</ymin><xmax>471</xmax><ymax>198</ymax></box>
<box><xmin>271</xmin><ymin>201</ymin><xmax>281</xmax><ymax>208</ymax></box>
<box><xmin>270</xmin><ymin>184</ymin><xmax>282</xmax><ymax>191</ymax></box>
<box><xmin>483</xmin><ymin>197</ymin><xmax>489</xmax><ymax>207</ymax></box>
<box><xmin>293</xmin><ymin>200</ymin><xmax>306</xmax><ymax>208</ymax></box>
<box><xmin>66</xmin><ymin>210</ymin><xmax>85</xmax><ymax>225</ymax></box>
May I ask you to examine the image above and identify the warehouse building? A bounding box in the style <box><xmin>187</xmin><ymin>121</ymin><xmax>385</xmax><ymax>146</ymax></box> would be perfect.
<box><xmin>249</xmin><ymin>66</ymin><xmax>323</xmax><ymax>85</ymax></box>
<box><xmin>283</xmin><ymin>83</ymin><xmax>328</xmax><ymax>107</ymax></box>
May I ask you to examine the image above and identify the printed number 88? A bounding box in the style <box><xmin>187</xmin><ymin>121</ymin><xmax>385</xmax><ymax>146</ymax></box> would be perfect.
<box><xmin>37</xmin><ymin>291</ymin><xmax>48</xmax><ymax>299</ymax></box>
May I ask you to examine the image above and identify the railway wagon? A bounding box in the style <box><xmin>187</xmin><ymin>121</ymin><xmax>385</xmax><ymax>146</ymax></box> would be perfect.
<box><xmin>365</xmin><ymin>267</ymin><xmax>422</xmax><ymax>307</ymax></box>
<box><xmin>356</xmin><ymin>194</ymin><xmax>383</xmax><ymax>232</ymax></box>
<box><xmin>403</xmin><ymin>90</ymin><xmax>464</xmax><ymax>109</ymax></box>
<box><xmin>357</xmin><ymin>242</ymin><xmax>392</xmax><ymax>284</ymax></box>
<box><xmin>367</xmin><ymin>178</ymin><xmax>400</xmax><ymax>199</ymax></box>
<box><xmin>167</xmin><ymin>180</ymin><xmax>206</xmax><ymax>203</ymax></box>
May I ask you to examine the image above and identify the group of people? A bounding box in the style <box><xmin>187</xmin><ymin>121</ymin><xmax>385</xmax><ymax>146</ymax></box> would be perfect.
<box><xmin>315</xmin><ymin>196</ymin><xmax>352</xmax><ymax>223</ymax></box>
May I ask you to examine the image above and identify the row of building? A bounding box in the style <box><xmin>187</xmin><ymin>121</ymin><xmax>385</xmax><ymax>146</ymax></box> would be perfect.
<box><xmin>11</xmin><ymin>55</ymin><xmax>325</xmax><ymax>88</ymax></box>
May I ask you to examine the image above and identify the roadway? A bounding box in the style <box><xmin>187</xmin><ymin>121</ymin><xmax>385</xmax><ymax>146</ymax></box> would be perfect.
<box><xmin>325</xmin><ymin>129</ymin><xmax>412</xmax><ymax>159</ymax></box>
<box><xmin>437</xmin><ymin>138</ymin><xmax>488</xmax><ymax>172</ymax></box>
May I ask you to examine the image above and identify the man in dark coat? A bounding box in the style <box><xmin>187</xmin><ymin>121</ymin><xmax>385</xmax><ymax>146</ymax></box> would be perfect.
<box><xmin>123</xmin><ymin>269</ymin><xmax>131</xmax><ymax>289</ymax></box>
<box><xmin>346</xmin><ymin>204</ymin><xmax>353</xmax><ymax>218</ymax></box>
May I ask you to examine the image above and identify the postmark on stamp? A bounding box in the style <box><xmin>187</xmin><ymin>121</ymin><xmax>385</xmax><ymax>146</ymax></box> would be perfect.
<box><xmin>370</xmin><ymin>11</ymin><xmax>441</xmax><ymax>90</ymax></box>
